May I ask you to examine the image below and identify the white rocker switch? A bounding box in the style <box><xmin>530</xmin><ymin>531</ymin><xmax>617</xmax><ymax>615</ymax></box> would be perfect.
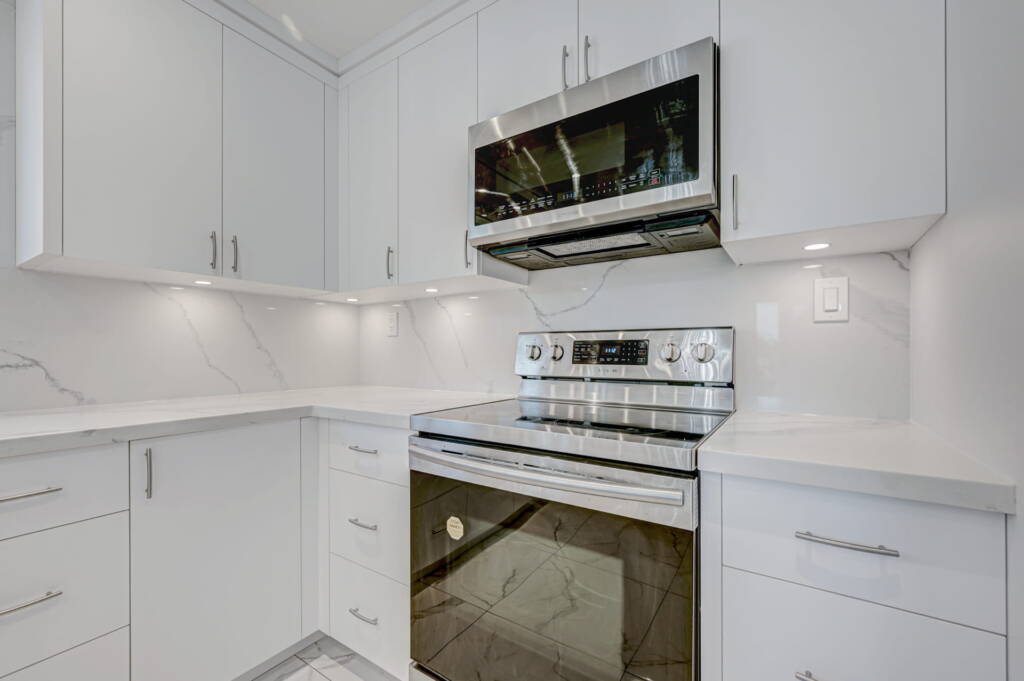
<box><xmin>814</xmin><ymin>276</ymin><xmax>849</xmax><ymax>322</ymax></box>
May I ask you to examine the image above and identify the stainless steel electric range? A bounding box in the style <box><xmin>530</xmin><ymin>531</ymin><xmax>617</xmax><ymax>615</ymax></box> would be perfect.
<box><xmin>407</xmin><ymin>328</ymin><xmax>734</xmax><ymax>681</ymax></box>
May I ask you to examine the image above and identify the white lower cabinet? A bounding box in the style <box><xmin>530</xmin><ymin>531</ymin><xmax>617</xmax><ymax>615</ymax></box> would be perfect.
<box><xmin>330</xmin><ymin>470</ymin><xmax>409</xmax><ymax>584</ymax></box>
<box><xmin>4</xmin><ymin>626</ymin><xmax>129</xmax><ymax>681</ymax></box>
<box><xmin>330</xmin><ymin>555</ymin><xmax>410</xmax><ymax>681</ymax></box>
<box><xmin>0</xmin><ymin>513</ymin><xmax>129</xmax><ymax>678</ymax></box>
<box><xmin>723</xmin><ymin>567</ymin><xmax>1006</xmax><ymax>681</ymax></box>
<box><xmin>328</xmin><ymin>420</ymin><xmax>411</xmax><ymax>487</ymax></box>
<box><xmin>129</xmin><ymin>422</ymin><xmax>302</xmax><ymax>681</ymax></box>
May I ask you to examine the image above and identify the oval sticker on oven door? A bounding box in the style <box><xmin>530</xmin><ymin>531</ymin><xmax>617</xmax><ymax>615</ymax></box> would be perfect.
<box><xmin>446</xmin><ymin>516</ymin><xmax>464</xmax><ymax>540</ymax></box>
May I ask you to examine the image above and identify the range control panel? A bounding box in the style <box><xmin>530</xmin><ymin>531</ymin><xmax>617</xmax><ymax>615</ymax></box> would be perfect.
<box><xmin>515</xmin><ymin>328</ymin><xmax>734</xmax><ymax>384</ymax></box>
<box><xmin>572</xmin><ymin>339</ymin><xmax>649</xmax><ymax>365</ymax></box>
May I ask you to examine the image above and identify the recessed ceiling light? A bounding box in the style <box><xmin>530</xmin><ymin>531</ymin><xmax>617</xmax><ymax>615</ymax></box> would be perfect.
<box><xmin>391</xmin><ymin>303</ymin><xmax>402</xmax><ymax>308</ymax></box>
<box><xmin>425</xmin><ymin>288</ymin><xmax>439</xmax><ymax>293</ymax></box>
<box><xmin>803</xmin><ymin>243</ymin><xmax>831</xmax><ymax>251</ymax></box>
<box><xmin>314</xmin><ymin>302</ymin><xmax>326</xmax><ymax>306</ymax></box>
<box><xmin>266</xmin><ymin>306</ymin><xmax>277</xmax><ymax>311</ymax></box>
<box><xmin>464</xmin><ymin>312</ymin><xmax>473</xmax><ymax>317</ymax></box>
<box><xmin>346</xmin><ymin>298</ymin><xmax>359</xmax><ymax>303</ymax></box>
<box><xmin>803</xmin><ymin>264</ymin><xmax>823</xmax><ymax>269</ymax></box>
<box><xmin>468</xmin><ymin>296</ymin><xmax>480</xmax><ymax>300</ymax></box>
<box><xmin>193</xmin><ymin>280</ymin><xmax>212</xmax><ymax>286</ymax></box>
<box><xmin>169</xmin><ymin>286</ymin><xmax>185</xmax><ymax>291</ymax></box>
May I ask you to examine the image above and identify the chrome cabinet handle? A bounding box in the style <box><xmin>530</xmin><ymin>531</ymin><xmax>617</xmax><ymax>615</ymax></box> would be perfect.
<box><xmin>231</xmin><ymin>235</ymin><xmax>239</xmax><ymax>273</ymax></box>
<box><xmin>731</xmin><ymin>174</ymin><xmax>739</xmax><ymax>231</ymax></box>
<box><xmin>0</xmin><ymin>590</ymin><xmax>63</xmax><ymax>617</ymax></box>
<box><xmin>561</xmin><ymin>45</ymin><xmax>570</xmax><ymax>90</ymax></box>
<box><xmin>348</xmin><ymin>517</ymin><xmax>379</xmax><ymax>532</ymax></box>
<box><xmin>348</xmin><ymin>607</ymin><xmax>378</xmax><ymax>626</ymax></box>
<box><xmin>795</xmin><ymin>672</ymin><xmax>818</xmax><ymax>681</ymax></box>
<box><xmin>0</xmin><ymin>486</ymin><xmax>63</xmax><ymax>504</ymax></box>
<box><xmin>795</xmin><ymin>531</ymin><xmax>900</xmax><ymax>558</ymax></box>
<box><xmin>583</xmin><ymin>35</ymin><xmax>592</xmax><ymax>82</ymax></box>
<box><xmin>144</xmin><ymin>448</ymin><xmax>153</xmax><ymax>500</ymax></box>
<box><xmin>464</xmin><ymin>230</ymin><xmax>471</xmax><ymax>268</ymax></box>
<box><xmin>348</xmin><ymin>445</ymin><xmax>378</xmax><ymax>455</ymax></box>
<box><xmin>209</xmin><ymin>231</ymin><xmax>218</xmax><ymax>270</ymax></box>
<box><xmin>386</xmin><ymin>246</ymin><xmax>394</xmax><ymax>280</ymax></box>
<box><xmin>410</xmin><ymin>444</ymin><xmax>684</xmax><ymax>506</ymax></box>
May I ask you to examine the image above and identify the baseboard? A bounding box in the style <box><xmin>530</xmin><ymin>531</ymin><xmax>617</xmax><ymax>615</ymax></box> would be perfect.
<box><xmin>233</xmin><ymin>631</ymin><xmax>326</xmax><ymax>681</ymax></box>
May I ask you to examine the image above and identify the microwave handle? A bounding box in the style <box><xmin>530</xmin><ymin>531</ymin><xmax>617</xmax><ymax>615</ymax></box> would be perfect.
<box><xmin>561</xmin><ymin>45</ymin><xmax>570</xmax><ymax>90</ymax></box>
<box><xmin>409</xmin><ymin>443</ymin><xmax>684</xmax><ymax>506</ymax></box>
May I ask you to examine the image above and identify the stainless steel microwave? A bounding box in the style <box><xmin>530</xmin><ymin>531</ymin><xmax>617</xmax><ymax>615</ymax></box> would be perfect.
<box><xmin>468</xmin><ymin>37</ymin><xmax>718</xmax><ymax>270</ymax></box>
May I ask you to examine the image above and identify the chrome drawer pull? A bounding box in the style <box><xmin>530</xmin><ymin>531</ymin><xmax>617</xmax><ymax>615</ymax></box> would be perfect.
<box><xmin>795</xmin><ymin>672</ymin><xmax>819</xmax><ymax>681</ymax></box>
<box><xmin>348</xmin><ymin>608</ymin><xmax>378</xmax><ymax>626</ymax></box>
<box><xmin>795</xmin><ymin>531</ymin><xmax>900</xmax><ymax>557</ymax></box>
<box><xmin>0</xmin><ymin>590</ymin><xmax>63</xmax><ymax>617</ymax></box>
<box><xmin>347</xmin><ymin>517</ymin><xmax>379</xmax><ymax>532</ymax></box>
<box><xmin>348</xmin><ymin>445</ymin><xmax>378</xmax><ymax>455</ymax></box>
<box><xmin>0</xmin><ymin>486</ymin><xmax>63</xmax><ymax>504</ymax></box>
<box><xmin>561</xmin><ymin>45</ymin><xmax>570</xmax><ymax>90</ymax></box>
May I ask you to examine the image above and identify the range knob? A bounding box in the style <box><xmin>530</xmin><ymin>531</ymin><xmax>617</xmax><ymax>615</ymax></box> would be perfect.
<box><xmin>692</xmin><ymin>342</ymin><xmax>716</xmax><ymax>363</ymax></box>
<box><xmin>659</xmin><ymin>343</ymin><xmax>682</xmax><ymax>362</ymax></box>
<box><xmin>551</xmin><ymin>344</ymin><xmax>565</xmax><ymax>361</ymax></box>
<box><xmin>526</xmin><ymin>344</ymin><xmax>543</xmax><ymax>361</ymax></box>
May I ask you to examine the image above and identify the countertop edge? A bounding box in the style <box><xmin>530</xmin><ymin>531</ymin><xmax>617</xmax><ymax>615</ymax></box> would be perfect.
<box><xmin>699</xmin><ymin>446</ymin><xmax>1017</xmax><ymax>515</ymax></box>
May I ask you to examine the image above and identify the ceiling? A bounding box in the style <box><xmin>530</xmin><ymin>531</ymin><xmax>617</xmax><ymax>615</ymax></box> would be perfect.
<box><xmin>246</xmin><ymin>0</ymin><xmax>439</xmax><ymax>61</ymax></box>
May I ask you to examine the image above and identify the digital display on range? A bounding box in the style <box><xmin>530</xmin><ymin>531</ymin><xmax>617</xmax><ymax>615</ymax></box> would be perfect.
<box><xmin>572</xmin><ymin>340</ymin><xmax>649</xmax><ymax>365</ymax></box>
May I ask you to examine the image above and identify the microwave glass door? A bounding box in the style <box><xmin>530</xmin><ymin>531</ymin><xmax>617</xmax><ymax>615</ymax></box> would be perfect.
<box><xmin>411</xmin><ymin>471</ymin><xmax>695</xmax><ymax>681</ymax></box>
<box><xmin>474</xmin><ymin>76</ymin><xmax>700</xmax><ymax>226</ymax></box>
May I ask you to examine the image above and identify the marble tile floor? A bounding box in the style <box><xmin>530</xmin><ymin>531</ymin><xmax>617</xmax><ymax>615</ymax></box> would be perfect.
<box><xmin>255</xmin><ymin>637</ymin><xmax>397</xmax><ymax>681</ymax></box>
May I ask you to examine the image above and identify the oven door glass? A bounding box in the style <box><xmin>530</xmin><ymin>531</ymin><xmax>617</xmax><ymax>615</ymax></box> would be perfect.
<box><xmin>474</xmin><ymin>75</ymin><xmax>700</xmax><ymax>226</ymax></box>
<box><xmin>411</xmin><ymin>471</ymin><xmax>695</xmax><ymax>681</ymax></box>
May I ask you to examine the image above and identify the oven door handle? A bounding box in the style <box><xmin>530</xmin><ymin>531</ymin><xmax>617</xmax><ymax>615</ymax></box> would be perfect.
<box><xmin>409</xmin><ymin>444</ymin><xmax>685</xmax><ymax>506</ymax></box>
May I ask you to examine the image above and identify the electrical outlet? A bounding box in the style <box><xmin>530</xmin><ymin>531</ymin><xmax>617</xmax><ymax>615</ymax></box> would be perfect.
<box><xmin>387</xmin><ymin>310</ymin><xmax>399</xmax><ymax>337</ymax></box>
<box><xmin>814</xmin><ymin>276</ymin><xmax>849</xmax><ymax>322</ymax></box>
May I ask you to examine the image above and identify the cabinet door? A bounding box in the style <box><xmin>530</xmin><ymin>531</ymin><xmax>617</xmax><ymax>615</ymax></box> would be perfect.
<box><xmin>720</xmin><ymin>0</ymin><xmax>945</xmax><ymax>248</ymax></box>
<box><xmin>223</xmin><ymin>29</ymin><xmax>325</xmax><ymax>290</ymax></box>
<box><xmin>723</xmin><ymin>568</ymin><xmax>1006</xmax><ymax>681</ymax></box>
<box><xmin>398</xmin><ymin>16</ymin><xmax>477</xmax><ymax>285</ymax></box>
<box><xmin>578</xmin><ymin>0</ymin><xmax>718</xmax><ymax>81</ymax></box>
<box><xmin>130</xmin><ymin>422</ymin><xmax>301</xmax><ymax>681</ymax></box>
<box><xmin>62</xmin><ymin>0</ymin><xmax>222</xmax><ymax>276</ymax></box>
<box><xmin>348</xmin><ymin>61</ymin><xmax>399</xmax><ymax>290</ymax></box>
<box><xmin>477</xmin><ymin>0</ymin><xmax>578</xmax><ymax>121</ymax></box>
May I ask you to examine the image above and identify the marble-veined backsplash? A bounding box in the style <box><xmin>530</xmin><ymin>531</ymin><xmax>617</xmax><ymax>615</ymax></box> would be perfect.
<box><xmin>359</xmin><ymin>248</ymin><xmax>911</xmax><ymax>419</ymax></box>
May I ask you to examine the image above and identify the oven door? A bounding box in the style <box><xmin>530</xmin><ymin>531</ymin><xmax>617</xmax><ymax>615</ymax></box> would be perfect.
<box><xmin>409</xmin><ymin>436</ymin><xmax>697</xmax><ymax>681</ymax></box>
<box><xmin>469</xmin><ymin>37</ymin><xmax>716</xmax><ymax>249</ymax></box>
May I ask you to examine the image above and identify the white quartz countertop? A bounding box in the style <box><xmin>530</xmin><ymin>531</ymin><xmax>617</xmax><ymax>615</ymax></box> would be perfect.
<box><xmin>699</xmin><ymin>411</ymin><xmax>1015</xmax><ymax>514</ymax></box>
<box><xmin>0</xmin><ymin>385</ymin><xmax>509</xmax><ymax>459</ymax></box>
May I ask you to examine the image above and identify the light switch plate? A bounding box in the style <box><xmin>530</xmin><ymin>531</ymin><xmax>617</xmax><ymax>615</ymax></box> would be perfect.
<box><xmin>386</xmin><ymin>310</ymin><xmax>399</xmax><ymax>337</ymax></box>
<box><xmin>814</xmin><ymin>276</ymin><xmax>849</xmax><ymax>322</ymax></box>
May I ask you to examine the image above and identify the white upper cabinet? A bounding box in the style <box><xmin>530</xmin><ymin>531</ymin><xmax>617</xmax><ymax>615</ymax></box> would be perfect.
<box><xmin>719</xmin><ymin>0</ymin><xmax>946</xmax><ymax>263</ymax></box>
<box><xmin>398</xmin><ymin>17</ymin><xmax>478</xmax><ymax>285</ymax></box>
<box><xmin>130</xmin><ymin>422</ymin><xmax>302</xmax><ymax>681</ymax></box>
<box><xmin>62</xmin><ymin>0</ymin><xmax>222</xmax><ymax>276</ymax></box>
<box><xmin>223</xmin><ymin>28</ymin><xmax>326</xmax><ymax>290</ymax></box>
<box><xmin>477</xmin><ymin>0</ymin><xmax>579</xmax><ymax>121</ymax></box>
<box><xmin>577</xmin><ymin>0</ymin><xmax>719</xmax><ymax>80</ymax></box>
<box><xmin>347</xmin><ymin>61</ymin><xmax>399</xmax><ymax>291</ymax></box>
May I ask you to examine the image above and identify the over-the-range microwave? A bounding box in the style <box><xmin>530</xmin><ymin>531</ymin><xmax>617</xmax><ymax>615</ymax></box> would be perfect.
<box><xmin>468</xmin><ymin>37</ymin><xmax>718</xmax><ymax>270</ymax></box>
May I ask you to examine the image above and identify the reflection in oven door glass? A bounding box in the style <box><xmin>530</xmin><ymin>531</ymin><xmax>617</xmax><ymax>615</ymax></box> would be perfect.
<box><xmin>411</xmin><ymin>472</ymin><xmax>695</xmax><ymax>681</ymax></box>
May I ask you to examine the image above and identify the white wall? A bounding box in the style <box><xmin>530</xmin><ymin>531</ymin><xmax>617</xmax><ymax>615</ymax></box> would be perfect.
<box><xmin>0</xmin><ymin>3</ymin><xmax>360</xmax><ymax>412</ymax></box>
<box><xmin>911</xmin><ymin>0</ymin><xmax>1024</xmax><ymax>674</ymax></box>
<box><xmin>360</xmin><ymin>247</ymin><xmax>911</xmax><ymax>419</ymax></box>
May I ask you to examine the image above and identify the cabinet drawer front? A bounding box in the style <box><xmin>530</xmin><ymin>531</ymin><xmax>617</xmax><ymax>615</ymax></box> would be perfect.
<box><xmin>330</xmin><ymin>555</ymin><xmax>410</xmax><ymax>681</ymax></box>
<box><xmin>5</xmin><ymin>626</ymin><xmax>129</xmax><ymax>681</ymax></box>
<box><xmin>330</xmin><ymin>470</ymin><xmax>409</xmax><ymax>584</ymax></box>
<box><xmin>329</xmin><ymin>421</ymin><xmax>410</xmax><ymax>487</ymax></box>
<box><xmin>0</xmin><ymin>445</ymin><xmax>128</xmax><ymax>541</ymax></box>
<box><xmin>0</xmin><ymin>513</ymin><xmax>129</xmax><ymax>677</ymax></box>
<box><xmin>723</xmin><ymin>568</ymin><xmax>1005</xmax><ymax>681</ymax></box>
<box><xmin>722</xmin><ymin>476</ymin><xmax>1006</xmax><ymax>632</ymax></box>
